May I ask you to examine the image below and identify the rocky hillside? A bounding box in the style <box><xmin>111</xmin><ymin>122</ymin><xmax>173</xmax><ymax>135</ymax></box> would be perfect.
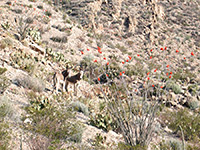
<box><xmin>0</xmin><ymin>0</ymin><xmax>199</xmax><ymax>149</ymax></box>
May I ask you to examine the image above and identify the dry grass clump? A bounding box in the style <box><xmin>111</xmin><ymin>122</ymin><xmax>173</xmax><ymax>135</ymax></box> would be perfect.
<box><xmin>0</xmin><ymin>75</ymin><xmax>10</xmax><ymax>94</ymax></box>
<box><xmin>0</xmin><ymin>38</ymin><xmax>13</xmax><ymax>49</ymax></box>
<box><xmin>12</xmin><ymin>75</ymin><xmax>45</xmax><ymax>92</ymax></box>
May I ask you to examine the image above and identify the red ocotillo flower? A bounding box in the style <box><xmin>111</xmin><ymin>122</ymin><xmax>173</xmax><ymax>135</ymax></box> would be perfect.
<box><xmin>160</xmin><ymin>48</ymin><xmax>164</xmax><ymax>50</ymax></box>
<box><xmin>97</xmin><ymin>46</ymin><xmax>101</xmax><ymax>51</ymax></box>
<box><xmin>81</xmin><ymin>51</ymin><xmax>84</xmax><ymax>55</ymax></box>
<box><xmin>87</xmin><ymin>48</ymin><xmax>90</xmax><ymax>51</ymax></box>
<box><xmin>122</xmin><ymin>71</ymin><xmax>125</xmax><ymax>74</ymax></box>
<box><xmin>184</xmin><ymin>57</ymin><xmax>186</xmax><ymax>60</ymax></box>
<box><xmin>164</xmin><ymin>47</ymin><xmax>167</xmax><ymax>50</ymax></box>
<box><xmin>137</xmin><ymin>54</ymin><xmax>140</xmax><ymax>57</ymax></box>
<box><xmin>94</xmin><ymin>59</ymin><xmax>97</xmax><ymax>62</ymax></box>
<box><xmin>147</xmin><ymin>77</ymin><xmax>150</xmax><ymax>80</ymax></box>
<box><xmin>147</xmin><ymin>72</ymin><xmax>150</xmax><ymax>75</ymax></box>
<box><xmin>169</xmin><ymin>75</ymin><xmax>172</xmax><ymax>79</ymax></box>
<box><xmin>128</xmin><ymin>56</ymin><xmax>132</xmax><ymax>60</ymax></box>
<box><xmin>176</xmin><ymin>50</ymin><xmax>179</xmax><ymax>53</ymax></box>
<box><xmin>107</xmin><ymin>62</ymin><xmax>109</xmax><ymax>65</ymax></box>
<box><xmin>166</xmin><ymin>72</ymin><xmax>169</xmax><ymax>76</ymax></box>
<box><xmin>154</xmin><ymin>69</ymin><xmax>157</xmax><ymax>72</ymax></box>
<box><xmin>150</xmin><ymin>49</ymin><xmax>153</xmax><ymax>52</ymax></box>
<box><xmin>126</xmin><ymin>59</ymin><xmax>129</xmax><ymax>62</ymax></box>
<box><xmin>122</xmin><ymin>61</ymin><xmax>125</xmax><ymax>64</ymax></box>
<box><xmin>191</xmin><ymin>52</ymin><xmax>194</xmax><ymax>56</ymax></box>
<box><xmin>98</xmin><ymin>77</ymin><xmax>100</xmax><ymax>81</ymax></box>
<box><xmin>152</xmin><ymin>85</ymin><xmax>155</xmax><ymax>87</ymax></box>
<box><xmin>170</xmin><ymin>72</ymin><xmax>172</xmax><ymax>74</ymax></box>
<box><xmin>166</xmin><ymin>65</ymin><xmax>169</xmax><ymax>68</ymax></box>
<box><xmin>106</xmin><ymin>74</ymin><xmax>109</xmax><ymax>77</ymax></box>
<box><xmin>160</xmin><ymin>86</ymin><xmax>163</xmax><ymax>89</ymax></box>
<box><xmin>150</xmin><ymin>56</ymin><xmax>152</xmax><ymax>59</ymax></box>
<box><xmin>119</xmin><ymin>72</ymin><xmax>122</xmax><ymax>76</ymax></box>
<box><xmin>103</xmin><ymin>57</ymin><xmax>106</xmax><ymax>60</ymax></box>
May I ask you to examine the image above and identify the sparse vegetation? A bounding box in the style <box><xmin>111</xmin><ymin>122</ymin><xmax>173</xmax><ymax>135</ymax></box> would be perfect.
<box><xmin>23</xmin><ymin>100</ymin><xmax>84</xmax><ymax>145</ymax></box>
<box><xmin>12</xmin><ymin>75</ymin><xmax>45</xmax><ymax>92</ymax></box>
<box><xmin>0</xmin><ymin>76</ymin><xmax>10</xmax><ymax>94</ymax></box>
<box><xmin>71</xmin><ymin>101</ymin><xmax>89</xmax><ymax>116</ymax></box>
<box><xmin>0</xmin><ymin>0</ymin><xmax>199</xmax><ymax>149</ymax></box>
<box><xmin>0</xmin><ymin>96</ymin><xmax>11</xmax><ymax>150</ymax></box>
<box><xmin>165</xmin><ymin>80</ymin><xmax>182</xmax><ymax>94</ymax></box>
<box><xmin>161</xmin><ymin>109</ymin><xmax>200</xmax><ymax>142</ymax></box>
<box><xmin>0</xmin><ymin>38</ymin><xmax>13</xmax><ymax>49</ymax></box>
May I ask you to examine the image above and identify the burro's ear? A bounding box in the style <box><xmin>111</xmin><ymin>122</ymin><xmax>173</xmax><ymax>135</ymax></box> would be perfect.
<box><xmin>66</xmin><ymin>64</ymin><xmax>69</xmax><ymax>70</ymax></box>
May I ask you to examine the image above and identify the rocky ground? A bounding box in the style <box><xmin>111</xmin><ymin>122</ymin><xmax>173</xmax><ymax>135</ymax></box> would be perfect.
<box><xmin>0</xmin><ymin>0</ymin><xmax>199</xmax><ymax>149</ymax></box>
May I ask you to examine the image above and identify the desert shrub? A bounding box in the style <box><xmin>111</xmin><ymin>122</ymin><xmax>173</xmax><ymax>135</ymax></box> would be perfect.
<box><xmin>90</xmin><ymin>112</ymin><xmax>116</xmax><ymax>132</ymax></box>
<box><xmin>173</xmin><ymin>69</ymin><xmax>196</xmax><ymax>82</ymax></box>
<box><xmin>27</xmin><ymin>135</ymin><xmax>51</xmax><ymax>150</ymax></box>
<box><xmin>28</xmin><ymin>0</ymin><xmax>37</xmax><ymax>2</ymax></box>
<box><xmin>115</xmin><ymin>43</ymin><xmax>127</xmax><ymax>53</ymax></box>
<box><xmin>10</xmin><ymin>50</ymin><xmax>36</xmax><ymax>73</ymax></box>
<box><xmin>12</xmin><ymin>75</ymin><xmax>45</xmax><ymax>92</ymax></box>
<box><xmin>0</xmin><ymin>68</ymin><xmax>7</xmax><ymax>75</ymax></box>
<box><xmin>45</xmin><ymin>10</ymin><xmax>52</xmax><ymax>17</ymax></box>
<box><xmin>0</xmin><ymin>76</ymin><xmax>10</xmax><ymax>94</ymax></box>
<box><xmin>50</xmin><ymin>36</ymin><xmax>67</xmax><ymax>43</ymax></box>
<box><xmin>126</xmin><ymin>63</ymin><xmax>146</xmax><ymax>77</ymax></box>
<box><xmin>165</xmin><ymin>81</ymin><xmax>182</xmax><ymax>94</ymax></box>
<box><xmin>186</xmin><ymin>100</ymin><xmax>199</xmax><ymax>110</ymax></box>
<box><xmin>0</xmin><ymin>97</ymin><xmax>11</xmax><ymax>150</ymax></box>
<box><xmin>23</xmin><ymin>102</ymin><xmax>84</xmax><ymax>143</ymax></box>
<box><xmin>1</xmin><ymin>21</ymin><xmax>10</xmax><ymax>30</ymax></box>
<box><xmin>15</xmin><ymin>15</ymin><xmax>33</xmax><ymax>41</ymax></box>
<box><xmin>161</xmin><ymin>109</ymin><xmax>200</xmax><ymax>142</ymax></box>
<box><xmin>0</xmin><ymin>96</ymin><xmax>14</xmax><ymax>120</ymax></box>
<box><xmin>0</xmin><ymin>38</ymin><xmax>13</xmax><ymax>49</ymax></box>
<box><xmin>71</xmin><ymin>101</ymin><xmax>89</xmax><ymax>116</ymax></box>
<box><xmin>117</xmin><ymin>142</ymin><xmax>147</xmax><ymax>150</ymax></box>
<box><xmin>12</xmin><ymin>9</ymin><xmax>22</xmax><ymax>14</ymax></box>
<box><xmin>37</xmin><ymin>5</ymin><xmax>43</xmax><ymax>9</ymax></box>
<box><xmin>27</xmin><ymin>28</ymin><xmax>41</xmax><ymax>43</ymax></box>
<box><xmin>188</xmin><ymin>84</ymin><xmax>199</xmax><ymax>96</ymax></box>
<box><xmin>91</xmin><ymin>133</ymin><xmax>106</xmax><ymax>149</ymax></box>
<box><xmin>42</xmin><ymin>16</ymin><xmax>50</xmax><ymax>24</ymax></box>
<box><xmin>157</xmin><ymin>139</ymin><xmax>183</xmax><ymax>150</ymax></box>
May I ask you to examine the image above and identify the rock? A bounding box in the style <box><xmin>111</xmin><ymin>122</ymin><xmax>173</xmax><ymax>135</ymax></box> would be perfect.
<box><xmin>24</xmin><ymin>118</ymin><xmax>32</xmax><ymax>124</ymax></box>
<box><xmin>186</xmin><ymin>77</ymin><xmax>190</xmax><ymax>83</ymax></box>
<box><xmin>164</xmin><ymin>126</ymin><xmax>173</xmax><ymax>133</ymax></box>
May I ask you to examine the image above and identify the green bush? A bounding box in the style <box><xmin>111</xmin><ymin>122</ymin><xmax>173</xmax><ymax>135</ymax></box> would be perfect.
<box><xmin>117</xmin><ymin>142</ymin><xmax>147</xmax><ymax>150</ymax></box>
<box><xmin>71</xmin><ymin>101</ymin><xmax>89</xmax><ymax>116</ymax></box>
<box><xmin>0</xmin><ymin>38</ymin><xmax>13</xmax><ymax>49</ymax></box>
<box><xmin>50</xmin><ymin>36</ymin><xmax>67</xmax><ymax>43</ymax></box>
<box><xmin>0</xmin><ymin>68</ymin><xmax>7</xmax><ymax>75</ymax></box>
<box><xmin>89</xmin><ymin>112</ymin><xmax>116</xmax><ymax>132</ymax></box>
<box><xmin>23</xmin><ymin>103</ymin><xmax>84</xmax><ymax>143</ymax></box>
<box><xmin>10</xmin><ymin>50</ymin><xmax>36</xmax><ymax>73</ymax></box>
<box><xmin>162</xmin><ymin>109</ymin><xmax>200</xmax><ymax>142</ymax></box>
<box><xmin>188</xmin><ymin>84</ymin><xmax>199</xmax><ymax>96</ymax></box>
<box><xmin>0</xmin><ymin>98</ymin><xmax>11</xmax><ymax>150</ymax></box>
<box><xmin>187</xmin><ymin>100</ymin><xmax>199</xmax><ymax>110</ymax></box>
<box><xmin>0</xmin><ymin>76</ymin><xmax>10</xmax><ymax>94</ymax></box>
<box><xmin>165</xmin><ymin>81</ymin><xmax>182</xmax><ymax>94</ymax></box>
<box><xmin>157</xmin><ymin>139</ymin><xmax>183</xmax><ymax>150</ymax></box>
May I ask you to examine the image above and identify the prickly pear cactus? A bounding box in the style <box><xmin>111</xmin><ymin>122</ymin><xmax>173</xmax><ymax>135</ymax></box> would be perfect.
<box><xmin>28</xmin><ymin>28</ymin><xmax>41</xmax><ymax>43</ymax></box>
